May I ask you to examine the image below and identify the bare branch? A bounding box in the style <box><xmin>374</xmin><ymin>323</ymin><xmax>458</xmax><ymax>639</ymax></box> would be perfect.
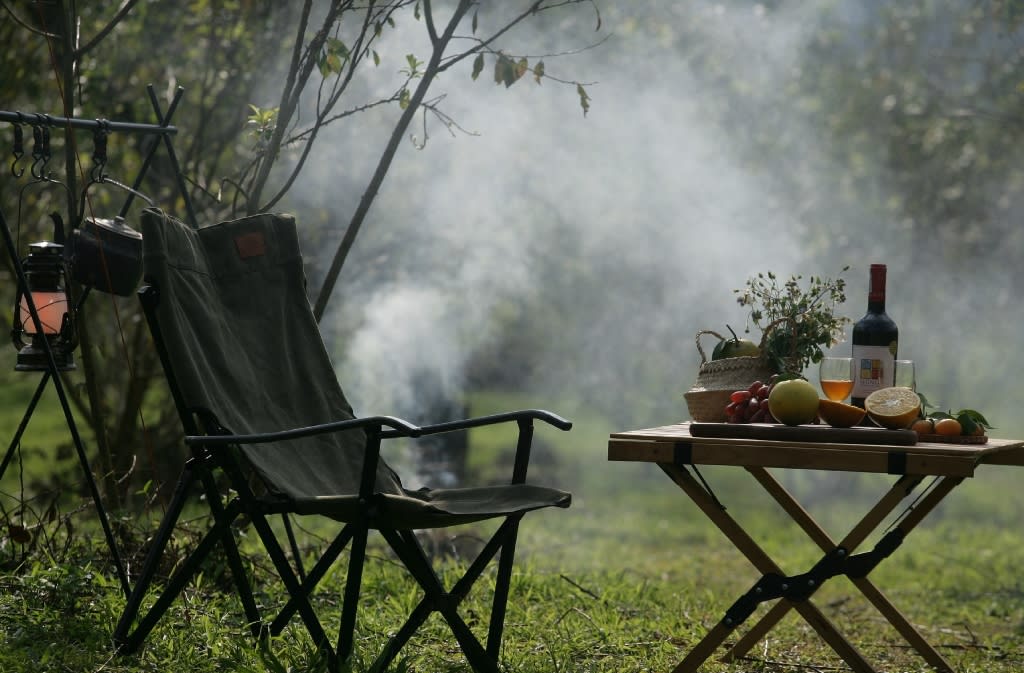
<box><xmin>424</xmin><ymin>0</ymin><xmax>439</xmax><ymax>44</ymax></box>
<box><xmin>0</xmin><ymin>0</ymin><xmax>61</xmax><ymax>39</ymax></box>
<box><xmin>77</xmin><ymin>0</ymin><xmax>142</xmax><ymax>57</ymax></box>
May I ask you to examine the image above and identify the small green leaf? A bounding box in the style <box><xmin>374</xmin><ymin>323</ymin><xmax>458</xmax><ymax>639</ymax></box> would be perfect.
<box><xmin>399</xmin><ymin>88</ymin><xmax>411</xmax><ymax>110</ymax></box>
<box><xmin>471</xmin><ymin>53</ymin><xmax>484</xmax><ymax>81</ymax></box>
<box><xmin>472</xmin><ymin>9</ymin><xmax>478</xmax><ymax>34</ymax></box>
<box><xmin>373</xmin><ymin>50</ymin><xmax>380</xmax><ymax>66</ymax></box>
<box><xmin>327</xmin><ymin>37</ymin><xmax>349</xmax><ymax>59</ymax></box>
<box><xmin>494</xmin><ymin>53</ymin><xmax>518</xmax><ymax>87</ymax></box>
<box><xmin>577</xmin><ymin>83</ymin><xmax>591</xmax><ymax>116</ymax></box>
<box><xmin>533</xmin><ymin>60</ymin><xmax>545</xmax><ymax>84</ymax></box>
<box><xmin>515</xmin><ymin>57</ymin><xmax>529</xmax><ymax>82</ymax></box>
<box><xmin>957</xmin><ymin>408</ymin><xmax>994</xmax><ymax>428</ymax></box>
<box><xmin>957</xmin><ymin>413</ymin><xmax>979</xmax><ymax>435</ymax></box>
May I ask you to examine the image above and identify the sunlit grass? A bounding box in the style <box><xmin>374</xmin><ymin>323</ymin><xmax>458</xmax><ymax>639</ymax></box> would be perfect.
<box><xmin>3</xmin><ymin>388</ymin><xmax>1024</xmax><ymax>671</ymax></box>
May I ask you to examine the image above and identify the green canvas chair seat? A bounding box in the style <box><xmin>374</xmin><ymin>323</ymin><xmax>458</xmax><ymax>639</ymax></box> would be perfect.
<box><xmin>114</xmin><ymin>208</ymin><xmax>572</xmax><ymax>672</ymax></box>
<box><xmin>291</xmin><ymin>484</ymin><xmax>570</xmax><ymax>529</ymax></box>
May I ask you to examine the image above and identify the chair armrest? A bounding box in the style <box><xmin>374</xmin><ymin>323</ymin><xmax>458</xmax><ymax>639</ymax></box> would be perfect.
<box><xmin>184</xmin><ymin>414</ymin><xmax>423</xmax><ymax>447</ymax></box>
<box><xmin>401</xmin><ymin>409</ymin><xmax>573</xmax><ymax>486</ymax></box>
<box><xmin>389</xmin><ymin>409</ymin><xmax>572</xmax><ymax>438</ymax></box>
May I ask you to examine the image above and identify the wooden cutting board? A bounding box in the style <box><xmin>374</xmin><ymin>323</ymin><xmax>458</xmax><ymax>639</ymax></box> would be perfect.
<box><xmin>689</xmin><ymin>422</ymin><xmax>918</xmax><ymax>446</ymax></box>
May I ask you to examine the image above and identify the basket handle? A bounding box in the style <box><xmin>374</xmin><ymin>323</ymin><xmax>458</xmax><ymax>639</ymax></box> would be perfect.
<box><xmin>694</xmin><ymin>329</ymin><xmax>726</xmax><ymax>365</ymax></box>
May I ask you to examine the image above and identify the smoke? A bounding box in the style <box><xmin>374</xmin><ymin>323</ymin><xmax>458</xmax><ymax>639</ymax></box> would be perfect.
<box><xmin>278</xmin><ymin>2</ymin><xmax>1024</xmax><ymax>445</ymax></box>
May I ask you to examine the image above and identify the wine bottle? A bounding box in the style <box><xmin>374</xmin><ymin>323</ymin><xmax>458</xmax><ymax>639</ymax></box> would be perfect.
<box><xmin>851</xmin><ymin>264</ymin><xmax>898</xmax><ymax>408</ymax></box>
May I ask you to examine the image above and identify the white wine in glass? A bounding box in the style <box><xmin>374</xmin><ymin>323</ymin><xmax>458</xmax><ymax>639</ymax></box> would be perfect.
<box><xmin>819</xmin><ymin>357</ymin><xmax>855</xmax><ymax>402</ymax></box>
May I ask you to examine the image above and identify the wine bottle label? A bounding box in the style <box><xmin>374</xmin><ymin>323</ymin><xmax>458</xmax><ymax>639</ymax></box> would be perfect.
<box><xmin>851</xmin><ymin>344</ymin><xmax>896</xmax><ymax>398</ymax></box>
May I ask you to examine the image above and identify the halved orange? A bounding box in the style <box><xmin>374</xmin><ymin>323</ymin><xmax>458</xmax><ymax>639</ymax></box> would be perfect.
<box><xmin>818</xmin><ymin>399</ymin><xmax>866</xmax><ymax>428</ymax></box>
<box><xmin>864</xmin><ymin>387</ymin><xmax>921</xmax><ymax>429</ymax></box>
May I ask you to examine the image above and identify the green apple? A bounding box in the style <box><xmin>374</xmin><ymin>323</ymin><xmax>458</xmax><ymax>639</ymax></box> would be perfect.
<box><xmin>719</xmin><ymin>338</ymin><xmax>760</xmax><ymax>358</ymax></box>
<box><xmin>712</xmin><ymin>324</ymin><xmax>761</xmax><ymax>359</ymax></box>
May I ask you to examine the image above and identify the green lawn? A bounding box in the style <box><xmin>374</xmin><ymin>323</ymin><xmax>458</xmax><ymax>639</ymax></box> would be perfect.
<box><xmin>2</xmin><ymin>392</ymin><xmax>1024</xmax><ymax>671</ymax></box>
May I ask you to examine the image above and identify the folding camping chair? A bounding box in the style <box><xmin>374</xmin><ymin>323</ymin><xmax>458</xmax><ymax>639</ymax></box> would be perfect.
<box><xmin>113</xmin><ymin>208</ymin><xmax>572</xmax><ymax>672</ymax></box>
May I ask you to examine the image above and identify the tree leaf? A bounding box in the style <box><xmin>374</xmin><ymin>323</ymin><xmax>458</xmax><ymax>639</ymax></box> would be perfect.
<box><xmin>533</xmin><ymin>60</ymin><xmax>545</xmax><ymax>84</ymax></box>
<box><xmin>577</xmin><ymin>83</ymin><xmax>591</xmax><ymax>116</ymax></box>
<box><xmin>956</xmin><ymin>408</ymin><xmax>994</xmax><ymax>428</ymax></box>
<box><xmin>515</xmin><ymin>57</ymin><xmax>529</xmax><ymax>83</ymax></box>
<box><xmin>472</xmin><ymin>9</ymin><xmax>478</xmax><ymax>34</ymax></box>
<box><xmin>471</xmin><ymin>53</ymin><xmax>484</xmax><ymax>81</ymax></box>
<box><xmin>494</xmin><ymin>53</ymin><xmax>518</xmax><ymax>87</ymax></box>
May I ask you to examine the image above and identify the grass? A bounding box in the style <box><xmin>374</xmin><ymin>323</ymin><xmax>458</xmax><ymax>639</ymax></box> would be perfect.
<box><xmin>3</xmin><ymin>390</ymin><xmax>1024</xmax><ymax>672</ymax></box>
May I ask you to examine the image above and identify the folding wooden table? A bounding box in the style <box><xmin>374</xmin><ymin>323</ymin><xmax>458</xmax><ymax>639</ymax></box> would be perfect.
<box><xmin>607</xmin><ymin>422</ymin><xmax>1024</xmax><ymax>673</ymax></box>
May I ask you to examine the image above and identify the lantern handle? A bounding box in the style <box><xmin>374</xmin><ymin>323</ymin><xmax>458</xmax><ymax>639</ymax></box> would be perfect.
<box><xmin>11</xmin><ymin>277</ymin><xmax>29</xmax><ymax>352</ymax></box>
<box><xmin>16</xmin><ymin>171</ymin><xmax>72</xmax><ymax>255</ymax></box>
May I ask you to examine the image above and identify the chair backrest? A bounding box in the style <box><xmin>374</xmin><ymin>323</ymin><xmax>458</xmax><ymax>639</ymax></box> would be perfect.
<box><xmin>139</xmin><ymin>207</ymin><xmax>403</xmax><ymax>499</ymax></box>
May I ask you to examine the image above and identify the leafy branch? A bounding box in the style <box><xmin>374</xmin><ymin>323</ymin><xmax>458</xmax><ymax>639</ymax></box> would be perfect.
<box><xmin>734</xmin><ymin>268</ymin><xmax>851</xmax><ymax>373</ymax></box>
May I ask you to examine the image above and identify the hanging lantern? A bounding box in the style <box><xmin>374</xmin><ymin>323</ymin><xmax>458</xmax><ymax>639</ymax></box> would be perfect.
<box><xmin>12</xmin><ymin>240</ymin><xmax>77</xmax><ymax>371</ymax></box>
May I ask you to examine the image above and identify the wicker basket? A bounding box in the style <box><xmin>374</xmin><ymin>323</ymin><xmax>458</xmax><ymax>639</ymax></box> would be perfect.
<box><xmin>684</xmin><ymin>320</ymin><xmax>794</xmax><ymax>422</ymax></box>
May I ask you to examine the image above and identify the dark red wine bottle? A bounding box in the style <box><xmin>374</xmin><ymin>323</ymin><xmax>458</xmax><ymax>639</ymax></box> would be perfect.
<box><xmin>851</xmin><ymin>264</ymin><xmax>898</xmax><ymax>408</ymax></box>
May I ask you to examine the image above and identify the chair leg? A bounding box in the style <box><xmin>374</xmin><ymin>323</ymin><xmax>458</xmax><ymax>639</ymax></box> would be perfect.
<box><xmin>114</xmin><ymin>464</ymin><xmax>196</xmax><ymax>650</ymax></box>
<box><xmin>247</xmin><ymin>510</ymin><xmax>336</xmax><ymax>666</ymax></box>
<box><xmin>487</xmin><ymin>516</ymin><xmax>522</xmax><ymax>658</ymax></box>
<box><xmin>115</xmin><ymin>500</ymin><xmax>241</xmax><ymax>653</ymax></box>
<box><xmin>198</xmin><ymin>470</ymin><xmax>264</xmax><ymax>640</ymax></box>
<box><xmin>337</xmin><ymin>524</ymin><xmax>369</xmax><ymax>662</ymax></box>
<box><xmin>281</xmin><ymin>513</ymin><xmax>307</xmax><ymax>582</ymax></box>
<box><xmin>270</xmin><ymin>524</ymin><xmax>354</xmax><ymax>636</ymax></box>
<box><xmin>376</xmin><ymin>527</ymin><xmax>505</xmax><ymax>673</ymax></box>
<box><xmin>369</xmin><ymin>530</ymin><xmax>439</xmax><ymax>672</ymax></box>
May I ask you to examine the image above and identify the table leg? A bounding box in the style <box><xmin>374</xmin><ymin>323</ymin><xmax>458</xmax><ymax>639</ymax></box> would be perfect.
<box><xmin>729</xmin><ymin>467</ymin><xmax>960</xmax><ymax>672</ymax></box>
<box><xmin>725</xmin><ymin>470</ymin><xmax>921</xmax><ymax>659</ymax></box>
<box><xmin>659</xmin><ymin>463</ymin><xmax>876</xmax><ymax>673</ymax></box>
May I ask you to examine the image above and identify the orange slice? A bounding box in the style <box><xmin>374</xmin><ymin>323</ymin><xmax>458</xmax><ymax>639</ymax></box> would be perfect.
<box><xmin>818</xmin><ymin>399</ymin><xmax>866</xmax><ymax>428</ymax></box>
<box><xmin>864</xmin><ymin>387</ymin><xmax>921</xmax><ymax>429</ymax></box>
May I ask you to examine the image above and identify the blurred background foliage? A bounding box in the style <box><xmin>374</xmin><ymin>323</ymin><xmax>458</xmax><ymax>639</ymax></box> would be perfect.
<box><xmin>1</xmin><ymin>0</ymin><xmax>1023</xmax><ymax>510</ymax></box>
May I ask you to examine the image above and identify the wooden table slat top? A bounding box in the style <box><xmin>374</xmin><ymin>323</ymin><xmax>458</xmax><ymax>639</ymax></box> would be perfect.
<box><xmin>608</xmin><ymin>422</ymin><xmax>1024</xmax><ymax>476</ymax></box>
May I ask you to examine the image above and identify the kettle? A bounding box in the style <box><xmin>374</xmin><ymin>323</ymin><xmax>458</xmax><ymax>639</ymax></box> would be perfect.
<box><xmin>68</xmin><ymin>216</ymin><xmax>143</xmax><ymax>296</ymax></box>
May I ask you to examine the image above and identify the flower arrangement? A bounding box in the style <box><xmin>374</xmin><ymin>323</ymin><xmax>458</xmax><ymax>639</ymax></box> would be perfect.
<box><xmin>734</xmin><ymin>268</ymin><xmax>851</xmax><ymax>374</ymax></box>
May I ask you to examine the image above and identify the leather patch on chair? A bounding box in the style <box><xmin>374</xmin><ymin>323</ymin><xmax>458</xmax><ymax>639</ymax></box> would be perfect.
<box><xmin>234</xmin><ymin>232</ymin><xmax>266</xmax><ymax>259</ymax></box>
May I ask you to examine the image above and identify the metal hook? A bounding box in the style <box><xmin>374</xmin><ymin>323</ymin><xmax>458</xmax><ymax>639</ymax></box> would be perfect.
<box><xmin>30</xmin><ymin>124</ymin><xmax>51</xmax><ymax>180</ymax></box>
<box><xmin>90</xmin><ymin>119</ymin><xmax>110</xmax><ymax>183</ymax></box>
<box><xmin>11</xmin><ymin>122</ymin><xmax>25</xmax><ymax>177</ymax></box>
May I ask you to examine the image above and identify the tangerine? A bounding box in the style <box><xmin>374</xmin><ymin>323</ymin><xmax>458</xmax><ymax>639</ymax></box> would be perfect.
<box><xmin>910</xmin><ymin>418</ymin><xmax>935</xmax><ymax>435</ymax></box>
<box><xmin>934</xmin><ymin>418</ymin><xmax>962</xmax><ymax>436</ymax></box>
<box><xmin>818</xmin><ymin>399</ymin><xmax>866</xmax><ymax>428</ymax></box>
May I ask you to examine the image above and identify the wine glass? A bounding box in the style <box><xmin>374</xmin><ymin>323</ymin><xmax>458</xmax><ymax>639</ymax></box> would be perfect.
<box><xmin>894</xmin><ymin>359</ymin><xmax>916</xmax><ymax>391</ymax></box>
<box><xmin>819</xmin><ymin>356</ymin><xmax>855</xmax><ymax>402</ymax></box>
